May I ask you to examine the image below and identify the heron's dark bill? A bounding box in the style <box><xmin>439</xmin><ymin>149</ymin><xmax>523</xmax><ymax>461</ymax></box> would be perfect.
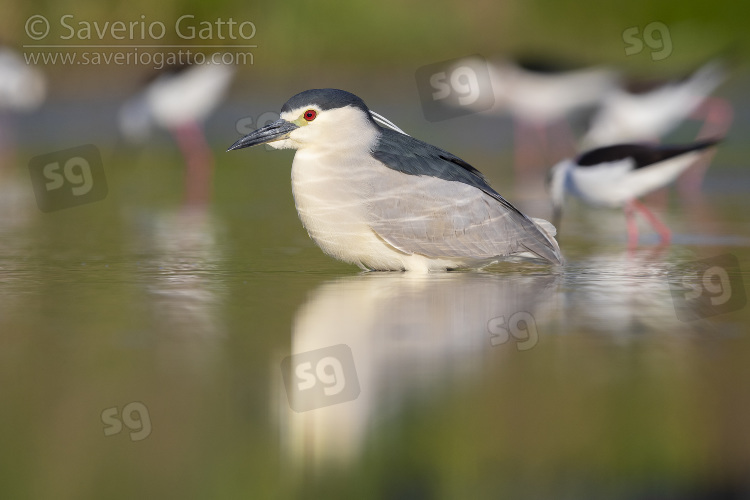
<box><xmin>227</xmin><ymin>119</ymin><xmax>299</xmax><ymax>151</ymax></box>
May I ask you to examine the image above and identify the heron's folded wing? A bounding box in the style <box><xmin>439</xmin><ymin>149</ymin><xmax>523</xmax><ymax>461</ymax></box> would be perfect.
<box><xmin>369</xmin><ymin>129</ymin><xmax>563</xmax><ymax>264</ymax></box>
<box><xmin>366</xmin><ymin>173</ymin><xmax>562</xmax><ymax>264</ymax></box>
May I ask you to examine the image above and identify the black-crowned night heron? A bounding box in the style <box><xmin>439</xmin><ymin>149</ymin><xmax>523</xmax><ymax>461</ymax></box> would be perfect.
<box><xmin>228</xmin><ymin>88</ymin><xmax>563</xmax><ymax>272</ymax></box>
<box><xmin>547</xmin><ymin>139</ymin><xmax>721</xmax><ymax>246</ymax></box>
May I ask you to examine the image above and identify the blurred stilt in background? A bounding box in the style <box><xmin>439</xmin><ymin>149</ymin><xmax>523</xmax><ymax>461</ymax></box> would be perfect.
<box><xmin>580</xmin><ymin>59</ymin><xmax>733</xmax><ymax>196</ymax></box>
<box><xmin>172</xmin><ymin>122</ymin><xmax>214</xmax><ymax>206</ymax></box>
<box><xmin>677</xmin><ymin>95</ymin><xmax>733</xmax><ymax>194</ymax></box>
<box><xmin>0</xmin><ymin>46</ymin><xmax>46</xmax><ymax>166</ymax></box>
<box><xmin>548</xmin><ymin>140</ymin><xmax>722</xmax><ymax>247</ymax></box>
<box><xmin>118</xmin><ymin>60</ymin><xmax>235</xmax><ymax>207</ymax></box>
<box><xmin>0</xmin><ymin>46</ymin><xmax>46</xmax><ymax>227</ymax></box>
<box><xmin>117</xmin><ymin>62</ymin><xmax>232</xmax><ymax>357</ymax></box>
<box><xmin>486</xmin><ymin>57</ymin><xmax>619</xmax><ymax>191</ymax></box>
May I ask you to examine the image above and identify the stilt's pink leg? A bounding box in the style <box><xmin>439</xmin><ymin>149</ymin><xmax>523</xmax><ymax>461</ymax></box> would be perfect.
<box><xmin>631</xmin><ymin>199</ymin><xmax>672</xmax><ymax>245</ymax></box>
<box><xmin>643</xmin><ymin>186</ymin><xmax>669</xmax><ymax>211</ymax></box>
<box><xmin>547</xmin><ymin>118</ymin><xmax>577</xmax><ymax>163</ymax></box>
<box><xmin>514</xmin><ymin>120</ymin><xmax>539</xmax><ymax>184</ymax></box>
<box><xmin>172</xmin><ymin>122</ymin><xmax>213</xmax><ymax>207</ymax></box>
<box><xmin>695</xmin><ymin>96</ymin><xmax>734</xmax><ymax>139</ymax></box>
<box><xmin>678</xmin><ymin>96</ymin><xmax>733</xmax><ymax>195</ymax></box>
<box><xmin>527</xmin><ymin>121</ymin><xmax>549</xmax><ymax>186</ymax></box>
<box><xmin>515</xmin><ymin>118</ymin><xmax>554</xmax><ymax>188</ymax></box>
<box><xmin>0</xmin><ymin>115</ymin><xmax>17</xmax><ymax>169</ymax></box>
<box><xmin>625</xmin><ymin>201</ymin><xmax>639</xmax><ymax>249</ymax></box>
<box><xmin>513</xmin><ymin>119</ymin><xmax>530</xmax><ymax>178</ymax></box>
<box><xmin>534</xmin><ymin>121</ymin><xmax>548</xmax><ymax>160</ymax></box>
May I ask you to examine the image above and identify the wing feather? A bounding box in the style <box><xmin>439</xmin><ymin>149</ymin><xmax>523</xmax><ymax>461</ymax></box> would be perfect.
<box><xmin>368</xmin><ymin>130</ymin><xmax>563</xmax><ymax>264</ymax></box>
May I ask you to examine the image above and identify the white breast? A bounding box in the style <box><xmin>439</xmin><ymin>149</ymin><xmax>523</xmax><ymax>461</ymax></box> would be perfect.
<box><xmin>292</xmin><ymin>143</ymin><xmax>438</xmax><ymax>271</ymax></box>
<box><xmin>290</xmin><ymin>150</ymin><xmax>466</xmax><ymax>272</ymax></box>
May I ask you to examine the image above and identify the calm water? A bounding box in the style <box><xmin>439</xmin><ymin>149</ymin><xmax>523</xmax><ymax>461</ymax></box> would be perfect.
<box><xmin>1</xmin><ymin>122</ymin><xmax>749</xmax><ymax>499</ymax></box>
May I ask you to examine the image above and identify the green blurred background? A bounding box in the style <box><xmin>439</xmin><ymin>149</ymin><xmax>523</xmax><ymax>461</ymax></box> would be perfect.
<box><xmin>2</xmin><ymin>1</ymin><xmax>750</xmax><ymax>499</ymax></box>
<box><xmin>5</xmin><ymin>0</ymin><xmax>750</xmax><ymax>91</ymax></box>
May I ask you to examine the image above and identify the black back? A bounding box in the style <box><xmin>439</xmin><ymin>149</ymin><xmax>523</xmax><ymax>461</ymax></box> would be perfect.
<box><xmin>514</xmin><ymin>53</ymin><xmax>588</xmax><ymax>74</ymax></box>
<box><xmin>577</xmin><ymin>139</ymin><xmax>721</xmax><ymax>169</ymax></box>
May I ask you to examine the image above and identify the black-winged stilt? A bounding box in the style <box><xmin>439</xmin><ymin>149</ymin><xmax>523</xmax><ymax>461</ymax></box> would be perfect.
<box><xmin>548</xmin><ymin>139</ymin><xmax>721</xmax><ymax>247</ymax></box>
<box><xmin>0</xmin><ymin>46</ymin><xmax>46</xmax><ymax>112</ymax></box>
<box><xmin>580</xmin><ymin>60</ymin><xmax>732</xmax><ymax>194</ymax></box>
<box><xmin>119</xmin><ymin>61</ymin><xmax>235</xmax><ymax>206</ymax></box>
<box><xmin>0</xmin><ymin>46</ymin><xmax>46</xmax><ymax>161</ymax></box>
<box><xmin>485</xmin><ymin>57</ymin><xmax>619</xmax><ymax>187</ymax></box>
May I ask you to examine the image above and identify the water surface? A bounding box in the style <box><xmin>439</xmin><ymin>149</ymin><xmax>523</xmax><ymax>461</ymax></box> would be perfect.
<box><xmin>1</xmin><ymin>135</ymin><xmax>749</xmax><ymax>499</ymax></box>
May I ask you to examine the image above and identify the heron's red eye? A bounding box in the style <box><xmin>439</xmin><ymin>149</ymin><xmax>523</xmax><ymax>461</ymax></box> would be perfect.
<box><xmin>303</xmin><ymin>109</ymin><xmax>317</xmax><ymax>121</ymax></box>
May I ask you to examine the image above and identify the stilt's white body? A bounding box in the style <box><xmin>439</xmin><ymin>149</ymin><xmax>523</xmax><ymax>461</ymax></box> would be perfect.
<box><xmin>547</xmin><ymin>141</ymin><xmax>717</xmax><ymax>246</ymax></box>
<box><xmin>0</xmin><ymin>47</ymin><xmax>46</xmax><ymax>111</ymax></box>
<box><xmin>119</xmin><ymin>62</ymin><xmax>235</xmax><ymax>142</ymax></box>
<box><xmin>581</xmin><ymin>61</ymin><xmax>726</xmax><ymax>148</ymax></box>
<box><xmin>555</xmin><ymin>151</ymin><xmax>705</xmax><ymax>208</ymax></box>
<box><xmin>487</xmin><ymin>61</ymin><xmax>618</xmax><ymax>123</ymax></box>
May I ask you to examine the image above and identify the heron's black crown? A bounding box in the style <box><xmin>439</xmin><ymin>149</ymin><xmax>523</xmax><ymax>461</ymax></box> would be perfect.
<box><xmin>281</xmin><ymin>88</ymin><xmax>371</xmax><ymax>114</ymax></box>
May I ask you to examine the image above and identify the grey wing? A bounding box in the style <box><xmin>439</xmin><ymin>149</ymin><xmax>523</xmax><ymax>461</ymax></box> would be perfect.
<box><xmin>366</xmin><ymin>172</ymin><xmax>563</xmax><ymax>264</ymax></box>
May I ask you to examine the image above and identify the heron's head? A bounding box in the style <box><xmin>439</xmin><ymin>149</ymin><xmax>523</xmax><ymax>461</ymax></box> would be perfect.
<box><xmin>227</xmin><ymin>89</ymin><xmax>384</xmax><ymax>153</ymax></box>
